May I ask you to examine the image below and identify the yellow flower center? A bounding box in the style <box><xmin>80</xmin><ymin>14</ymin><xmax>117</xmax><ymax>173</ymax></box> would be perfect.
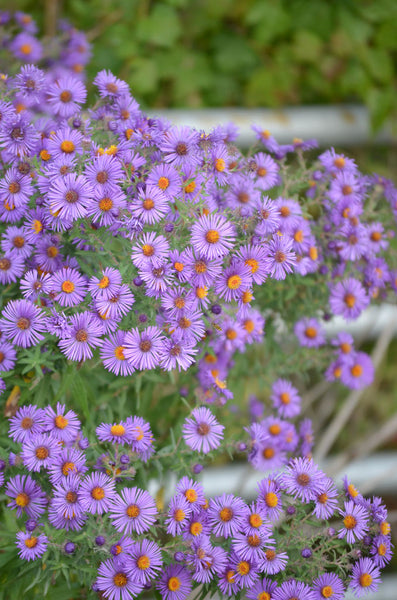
<box><xmin>168</xmin><ymin>577</ymin><xmax>181</xmax><ymax>591</ymax></box>
<box><xmin>62</xmin><ymin>461</ymin><xmax>76</xmax><ymax>476</ymax></box>
<box><xmin>205</xmin><ymin>229</ymin><xmax>220</xmax><ymax>244</ymax></box>
<box><xmin>35</xmin><ymin>446</ymin><xmax>49</xmax><ymax>460</ymax></box>
<box><xmin>137</xmin><ymin>555</ymin><xmax>150</xmax><ymax>570</ymax></box>
<box><xmin>24</xmin><ymin>536</ymin><xmax>38</xmax><ymax>548</ymax></box>
<box><xmin>185</xmin><ymin>489</ymin><xmax>198</xmax><ymax>503</ymax></box>
<box><xmin>91</xmin><ymin>486</ymin><xmax>105</xmax><ymax>500</ymax></box>
<box><xmin>184</xmin><ymin>180</ymin><xmax>196</xmax><ymax>193</ymax></box>
<box><xmin>305</xmin><ymin>327</ymin><xmax>317</xmax><ymax>339</ymax></box>
<box><xmin>110</xmin><ymin>424</ymin><xmax>125</xmax><ymax>436</ymax></box>
<box><xmin>219</xmin><ymin>507</ymin><xmax>233</xmax><ymax>522</ymax></box>
<box><xmin>321</xmin><ymin>585</ymin><xmax>334</xmax><ymax>598</ymax></box>
<box><xmin>249</xmin><ymin>513</ymin><xmax>262</xmax><ymax>528</ymax></box>
<box><xmin>60</xmin><ymin>140</ymin><xmax>75</xmax><ymax>153</ymax></box>
<box><xmin>126</xmin><ymin>504</ymin><xmax>140</xmax><ymax>518</ymax></box>
<box><xmin>237</xmin><ymin>561</ymin><xmax>250</xmax><ymax>575</ymax></box>
<box><xmin>351</xmin><ymin>364</ymin><xmax>363</xmax><ymax>378</ymax></box>
<box><xmin>190</xmin><ymin>522</ymin><xmax>203</xmax><ymax>536</ymax></box>
<box><xmin>55</xmin><ymin>415</ymin><xmax>69</xmax><ymax>429</ymax></box>
<box><xmin>114</xmin><ymin>346</ymin><xmax>126</xmax><ymax>360</ymax></box>
<box><xmin>227</xmin><ymin>275</ymin><xmax>242</xmax><ymax>290</ymax></box>
<box><xmin>343</xmin><ymin>515</ymin><xmax>357</xmax><ymax>529</ymax></box>
<box><xmin>99</xmin><ymin>197</ymin><xmax>113</xmax><ymax>211</ymax></box>
<box><xmin>265</xmin><ymin>492</ymin><xmax>278</xmax><ymax>507</ymax></box>
<box><xmin>158</xmin><ymin>176</ymin><xmax>169</xmax><ymax>190</ymax></box>
<box><xmin>16</xmin><ymin>492</ymin><xmax>30</xmax><ymax>507</ymax></box>
<box><xmin>143</xmin><ymin>198</ymin><xmax>154</xmax><ymax>210</ymax></box>
<box><xmin>359</xmin><ymin>574</ymin><xmax>372</xmax><ymax>588</ymax></box>
<box><xmin>142</xmin><ymin>244</ymin><xmax>154</xmax><ymax>257</ymax></box>
<box><xmin>215</xmin><ymin>158</ymin><xmax>225</xmax><ymax>172</ymax></box>
<box><xmin>174</xmin><ymin>509</ymin><xmax>186</xmax><ymax>522</ymax></box>
<box><xmin>113</xmin><ymin>573</ymin><xmax>127</xmax><ymax>587</ymax></box>
<box><xmin>245</xmin><ymin>258</ymin><xmax>259</xmax><ymax>273</ymax></box>
<box><xmin>61</xmin><ymin>280</ymin><xmax>75</xmax><ymax>294</ymax></box>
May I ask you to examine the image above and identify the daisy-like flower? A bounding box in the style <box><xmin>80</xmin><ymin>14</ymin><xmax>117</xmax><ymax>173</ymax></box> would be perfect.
<box><xmin>109</xmin><ymin>486</ymin><xmax>157</xmax><ymax>535</ymax></box>
<box><xmin>96</xmin><ymin>557</ymin><xmax>144</xmax><ymax>600</ymax></box>
<box><xmin>0</xmin><ymin>112</ymin><xmax>38</xmax><ymax>156</ymax></box>
<box><xmin>13</xmin><ymin>64</ymin><xmax>45</xmax><ymax>103</ymax></box>
<box><xmin>175</xmin><ymin>477</ymin><xmax>205</xmax><ymax>513</ymax></box>
<box><xmin>208</xmin><ymin>493</ymin><xmax>249</xmax><ymax>538</ymax></box>
<box><xmin>16</xmin><ymin>531</ymin><xmax>48</xmax><ymax>561</ymax></box>
<box><xmin>257</xmin><ymin>479</ymin><xmax>283</xmax><ymax>522</ymax></box>
<box><xmin>370</xmin><ymin>535</ymin><xmax>393</xmax><ymax>568</ymax></box>
<box><xmin>80</xmin><ymin>472</ymin><xmax>116</xmax><ymax>515</ymax></box>
<box><xmin>182</xmin><ymin>407</ymin><xmax>224</xmax><ymax>454</ymax></box>
<box><xmin>160</xmin><ymin>125</ymin><xmax>200</xmax><ymax>168</ymax></box>
<box><xmin>251</xmin><ymin>152</ymin><xmax>280</xmax><ymax>190</ymax></box>
<box><xmin>85</xmin><ymin>154</ymin><xmax>124</xmax><ymax>192</ymax></box>
<box><xmin>294</xmin><ymin>317</ymin><xmax>326</xmax><ymax>348</ymax></box>
<box><xmin>0</xmin><ymin>339</ymin><xmax>17</xmax><ymax>372</ymax></box>
<box><xmin>235</xmin><ymin>244</ymin><xmax>269</xmax><ymax>285</ymax></box>
<box><xmin>165</xmin><ymin>496</ymin><xmax>192</xmax><ymax>536</ymax></box>
<box><xmin>127</xmin><ymin>415</ymin><xmax>155</xmax><ymax>461</ymax></box>
<box><xmin>272</xmin><ymin>579</ymin><xmax>312</xmax><ymax>600</ymax></box>
<box><xmin>128</xmin><ymin>539</ymin><xmax>163</xmax><ymax>584</ymax></box>
<box><xmin>270</xmin><ymin>379</ymin><xmax>301</xmax><ymax>418</ymax></box>
<box><xmin>350</xmin><ymin>557</ymin><xmax>381</xmax><ymax>597</ymax></box>
<box><xmin>20</xmin><ymin>270</ymin><xmax>52</xmax><ymax>301</ymax></box>
<box><xmin>86</xmin><ymin>187</ymin><xmax>127</xmax><ymax>227</ymax></box>
<box><xmin>340</xmin><ymin>351</ymin><xmax>374</xmax><ymax>390</ymax></box>
<box><xmin>10</xmin><ymin>32</ymin><xmax>42</xmax><ymax>62</ymax></box>
<box><xmin>0</xmin><ymin>299</ymin><xmax>45</xmax><ymax>348</ymax></box>
<box><xmin>232</xmin><ymin>530</ymin><xmax>271</xmax><ymax>562</ymax></box>
<box><xmin>187</xmin><ymin>537</ymin><xmax>228</xmax><ymax>584</ymax></box>
<box><xmin>255</xmin><ymin>196</ymin><xmax>281</xmax><ymax>237</ymax></box>
<box><xmin>338</xmin><ymin>500</ymin><xmax>369</xmax><ymax>544</ymax></box>
<box><xmin>124</xmin><ymin>326</ymin><xmax>165</xmax><ymax>371</ymax></box>
<box><xmin>278</xmin><ymin>457</ymin><xmax>325</xmax><ymax>503</ymax></box>
<box><xmin>215</xmin><ymin>262</ymin><xmax>252</xmax><ymax>303</ymax></box>
<box><xmin>47</xmin><ymin>173</ymin><xmax>92</xmax><ymax>222</ymax></box>
<box><xmin>8</xmin><ymin>405</ymin><xmax>45</xmax><ymax>444</ymax></box>
<box><xmin>246</xmin><ymin>578</ymin><xmax>278</xmax><ymax>600</ymax></box>
<box><xmin>265</xmin><ymin>235</ymin><xmax>296</xmax><ymax>280</ymax></box>
<box><xmin>96</xmin><ymin>420</ymin><xmax>134</xmax><ymax>445</ymax></box>
<box><xmin>146</xmin><ymin>163</ymin><xmax>181</xmax><ymax>198</ymax></box>
<box><xmin>313</xmin><ymin>477</ymin><xmax>339</xmax><ymax>520</ymax></box>
<box><xmin>6</xmin><ymin>475</ymin><xmax>47</xmax><ymax>519</ymax></box>
<box><xmin>230</xmin><ymin>553</ymin><xmax>260</xmax><ymax>589</ymax></box>
<box><xmin>47</xmin><ymin>76</ymin><xmax>87</xmax><ymax>119</ymax></box>
<box><xmin>50</xmin><ymin>474</ymin><xmax>84</xmax><ymax>520</ymax></box>
<box><xmin>93</xmin><ymin>69</ymin><xmax>130</xmax><ymax>98</ymax></box>
<box><xmin>95</xmin><ymin>284</ymin><xmax>135</xmax><ymax>319</ymax></box>
<box><xmin>0</xmin><ymin>170</ymin><xmax>33</xmax><ymax>209</ymax></box>
<box><xmin>156</xmin><ymin>564</ymin><xmax>192</xmax><ymax>600</ymax></box>
<box><xmin>50</xmin><ymin>267</ymin><xmax>87</xmax><ymax>307</ymax></box>
<box><xmin>88</xmin><ymin>267</ymin><xmax>122</xmax><ymax>300</ymax></box>
<box><xmin>130</xmin><ymin>185</ymin><xmax>169</xmax><ymax>224</ymax></box>
<box><xmin>190</xmin><ymin>214</ymin><xmax>236</xmax><ymax>260</ymax></box>
<box><xmin>218</xmin><ymin>565</ymin><xmax>242</xmax><ymax>597</ymax></box>
<box><xmin>329</xmin><ymin>277</ymin><xmax>369</xmax><ymax>321</ymax></box>
<box><xmin>42</xmin><ymin>403</ymin><xmax>80</xmax><ymax>442</ymax></box>
<box><xmin>131</xmin><ymin>231</ymin><xmax>170</xmax><ymax>269</ymax></box>
<box><xmin>159</xmin><ymin>334</ymin><xmax>198</xmax><ymax>372</ymax></box>
<box><xmin>46</xmin><ymin>126</ymin><xmax>83</xmax><ymax>158</ymax></box>
<box><xmin>21</xmin><ymin>433</ymin><xmax>61</xmax><ymax>472</ymax></box>
<box><xmin>311</xmin><ymin>573</ymin><xmax>345</xmax><ymax>600</ymax></box>
<box><xmin>258</xmin><ymin>548</ymin><xmax>288</xmax><ymax>575</ymax></box>
<box><xmin>100</xmin><ymin>331</ymin><xmax>135</xmax><ymax>376</ymax></box>
<box><xmin>1</xmin><ymin>226</ymin><xmax>33</xmax><ymax>259</ymax></box>
<box><xmin>48</xmin><ymin>446</ymin><xmax>87</xmax><ymax>485</ymax></box>
<box><xmin>0</xmin><ymin>253</ymin><xmax>25</xmax><ymax>285</ymax></box>
<box><xmin>58</xmin><ymin>311</ymin><xmax>103</xmax><ymax>362</ymax></box>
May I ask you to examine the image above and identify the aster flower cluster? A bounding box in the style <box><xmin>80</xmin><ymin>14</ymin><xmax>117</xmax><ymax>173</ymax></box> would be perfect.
<box><xmin>0</xmin><ymin>403</ymin><xmax>393</xmax><ymax>599</ymax></box>
<box><xmin>0</xmin><ymin>58</ymin><xmax>396</xmax><ymax>410</ymax></box>
<box><xmin>0</xmin><ymin>11</ymin><xmax>91</xmax><ymax>87</ymax></box>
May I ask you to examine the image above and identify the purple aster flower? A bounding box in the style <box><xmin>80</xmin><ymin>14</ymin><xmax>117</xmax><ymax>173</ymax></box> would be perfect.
<box><xmin>0</xmin><ymin>253</ymin><xmax>25</xmax><ymax>285</ymax></box>
<box><xmin>146</xmin><ymin>163</ymin><xmax>182</xmax><ymax>198</ymax></box>
<box><xmin>182</xmin><ymin>513</ymin><xmax>211</xmax><ymax>541</ymax></box>
<box><xmin>49</xmin><ymin>267</ymin><xmax>87</xmax><ymax>307</ymax></box>
<box><xmin>48</xmin><ymin>446</ymin><xmax>88</xmax><ymax>485</ymax></box>
<box><xmin>273</xmin><ymin>579</ymin><xmax>312</xmax><ymax>600</ymax></box>
<box><xmin>182</xmin><ymin>248</ymin><xmax>223</xmax><ymax>287</ymax></box>
<box><xmin>230</xmin><ymin>553</ymin><xmax>260</xmax><ymax>589</ymax></box>
<box><xmin>246</xmin><ymin>578</ymin><xmax>278</xmax><ymax>600</ymax></box>
<box><xmin>232</xmin><ymin>529</ymin><xmax>272</xmax><ymax>562</ymax></box>
<box><xmin>182</xmin><ymin>407</ymin><xmax>224</xmax><ymax>454</ymax></box>
<box><xmin>16</xmin><ymin>531</ymin><xmax>48</xmax><ymax>561</ymax></box>
<box><xmin>254</xmin><ymin>196</ymin><xmax>281</xmax><ymax>237</ymax></box>
<box><xmin>47</xmin><ymin>173</ymin><xmax>92</xmax><ymax>222</ymax></box>
<box><xmin>47</xmin><ymin>76</ymin><xmax>87</xmax><ymax>118</ymax></box>
<box><xmin>96</xmin><ymin>557</ymin><xmax>144</xmax><ymax>600</ymax></box>
<box><xmin>80</xmin><ymin>472</ymin><xmax>116</xmax><ymax>515</ymax></box>
<box><xmin>100</xmin><ymin>331</ymin><xmax>135</xmax><ymax>376</ymax></box>
<box><xmin>338</xmin><ymin>500</ymin><xmax>369</xmax><ymax>544</ymax></box>
<box><xmin>294</xmin><ymin>317</ymin><xmax>326</xmax><ymax>348</ymax></box>
<box><xmin>127</xmin><ymin>539</ymin><xmax>163</xmax><ymax>584</ymax></box>
<box><xmin>10</xmin><ymin>32</ymin><xmax>42</xmax><ymax>61</ymax></box>
<box><xmin>20</xmin><ymin>270</ymin><xmax>52</xmax><ymax>301</ymax></box>
<box><xmin>58</xmin><ymin>311</ymin><xmax>103</xmax><ymax>361</ymax></box>
<box><xmin>13</xmin><ymin>65</ymin><xmax>45</xmax><ymax>102</ymax></box>
<box><xmin>311</xmin><ymin>573</ymin><xmax>345</xmax><ymax>600</ymax></box>
<box><xmin>251</xmin><ymin>152</ymin><xmax>280</xmax><ymax>190</ymax></box>
<box><xmin>93</xmin><ymin>69</ymin><xmax>130</xmax><ymax>98</ymax></box>
<box><xmin>249</xmin><ymin>439</ymin><xmax>286</xmax><ymax>473</ymax></box>
<box><xmin>319</xmin><ymin>148</ymin><xmax>357</xmax><ymax>174</ymax></box>
<box><xmin>208</xmin><ymin>493</ymin><xmax>248</xmax><ymax>538</ymax></box>
<box><xmin>160</xmin><ymin>286</ymin><xmax>195</xmax><ymax>317</ymax></box>
<box><xmin>218</xmin><ymin>564</ymin><xmax>242</xmax><ymax>596</ymax></box>
<box><xmin>329</xmin><ymin>277</ymin><xmax>369</xmax><ymax>321</ymax></box>
<box><xmin>257</xmin><ymin>479</ymin><xmax>283</xmax><ymax>522</ymax></box>
<box><xmin>340</xmin><ymin>351</ymin><xmax>374</xmax><ymax>390</ymax></box>
<box><xmin>278</xmin><ymin>457</ymin><xmax>325</xmax><ymax>503</ymax></box>
<box><xmin>160</xmin><ymin>125</ymin><xmax>200</xmax><ymax>168</ymax></box>
<box><xmin>329</xmin><ymin>170</ymin><xmax>362</xmax><ymax>204</ymax></box>
<box><xmin>270</xmin><ymin>379</ymin><xmax>301</xmax><ymax>418</ymax></box>
<box><xmin>165</xmin><ymin>496</ymin><xmax>192</xmax><ymax>536</ymax></box>
<box><xmin>96</xmin><ymin>420</ymin><xmax>134</xmax><ymax>445</ymax></box>
<box><xmin>190</xmin><ymin>214</ymin><xmax>236</xmax><ymax>259</ymax></box>
<box><xmin>214</xmin><ymin>262</ymin><xmax>252</xmax><ymax>303</ymax></box>
<box><xmin>1</xmin><ymin>225</ymin><xmax>32</xmax><ymax>258</ymax></box>
<box><xmin>42</xmin><ymin>402</ymin><xmax>81</xmax><ymax>442</ymax></box>
<box><xmin>0</xmin><ymin>339</ymin><xmax>17</xmax><ymax>372</ymax></box>
<box><xmin>124</xmin><ymin>326</ymin><xmax>165</xmax><ymax>371</ymax></box>
<box><xmin>265</xmin><ymin>235</ymin><xmax>297</xmax><ymax>280</ymax></box>
<box><xmin>187</xmin><ymin>537</ymin><xmax>228</xmax><ymax>583</ymax></box>
<box><xmin>169</xmin><ymin>310</ymin><xmax>205</xmax><ymax>343</ymax></box>
<box><xmin>257</xmin><ymin>547</ymin><xmax>288</xmax><ymax>575</ymax></box>
<box><xmin>350</xmin><ymin>558</ymin><xmax>381</xmax><ymax>597</ymax></box>
<box><xmin>88</xmin><ymin>267</ymin><xmax>122</xmax><ymax>300</ymax></box>
<box><xmin>9</xmin><ymin>405</ymin><xmax>45</xmax><ymax>445</ymax></box>
<box><xmin>313</xmin><ymin>477</ymin><xmax>339</xmax><ymax>520</ymax></box>
<box><xmin>21</xmin><ymin>433</ymin><xmax>61</xmax><ymax>472</ymax></box>
<box><xmin>225</xmin><ymin>174</ymin><xmax>260</xmax><ymax>215</ymax></box>
<box><xmin>127</xmin><ymin>415</ymin><xmax>155</xmax><ymax>461</ymax></box>
<box><xmin>274</xmin><ymin>198</ymin><xmax>302</xmax><ymax>233</ymax></box>
<box><xmin>0</xmin><ymin>300</ymin><xmax>45</xmax><ymax>348</ymax></box>
<box><xmin>46</xmin><ymin>308</ymin><xmax>72</xmax><ymax>339</ymax></box>
<box><xmin>159</xmin><ymin>334</ymin><xmax>198</xmax><ymax>372</ymax></box>
<box><xmin>130</xmin><ymin>185</ymin><xmax>169</xmax><ymax>224</ymax></box>
<box><xmin>235</xmin><ymin>244</ymin><xmax>269</xmax><ymax>285</ymax></box>
<box><xmin>85</xmin><ymin>154</ymin><xmax>124</xmax><ymax>191</ymax></box>
<box><xmin>370</xmin><ymin>535</ymin><xmax>393</xmax><ymax>568</ymax></box>
<box><xmin>109</xmin><ymin>486</ymin><xmax>157</xmax><ymax>535</ymax></box>
<box><xmin>131</xmin><ymin>231</ymin><xmax>170</xmax><ymax>269</ymax></box>
<box><xmin>94</xmin><ymin>284</ymin><xmax>135</xmax><ymax>319</ymax></box>
<box><xmin>0</xmin><ymin>112</ymin><xmax>38</xmax><ymax>156</ymax></box>
<box><xmin>6</xmin><ymin>474</ymin><xmax>47</xmax><ymax>519</ymax></box>
<box><xmin>46</xmin><ymin>126</ymin><xmax>83</xmax><ymax>158</ymax></box>
<box><xmin>86</xmin><ymin>187</ymin><xmax>127</xmax><ymax>227</ymax></box>
<box><xmin>50</xmin><ymin>474</ymin><xmax>84</xmax><ymax>519</ymax></box>
<box><xmin>0</xmin><ymin>169</ymin><xmax>33</xmax><ymax>209</ymax></box>
<box><xmin>175</xmin><ymin>476</ymin><xmax>205</xmax><ymax>513</ymax></box>
<box><xmin>156</xmin><ymin>564</ymin><xmax>192</xmax><ymax>600</ymax></box>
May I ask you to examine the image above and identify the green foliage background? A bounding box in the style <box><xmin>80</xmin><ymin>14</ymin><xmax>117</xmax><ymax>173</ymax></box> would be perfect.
<box><xmin>4</xmin><ymin>0</ymin><xmax>397</xmax><ymax>130</ymax></box>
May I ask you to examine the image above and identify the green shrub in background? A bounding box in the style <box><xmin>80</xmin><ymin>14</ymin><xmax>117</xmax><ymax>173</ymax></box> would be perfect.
<box><xmin>4</xmin><ymin>0</ymin><xmax>397</xmax><ymax>130</ymax></box>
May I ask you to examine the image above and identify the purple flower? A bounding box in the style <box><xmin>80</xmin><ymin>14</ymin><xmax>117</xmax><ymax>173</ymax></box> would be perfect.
<box><xmin>96</xmin><ymin>420</ymin><xmax>134</xmax><ymax>445</ymax></box>
<box><xmin>10</xmin><ymin>32</ymin><xmax>43</xmax><ymax>62</ymax></box>
<box><xmin>47</xmin><ymin>76</ymin><xmax>87</xmax><ymax>118</ymax></box>
<box><xmin>94</xmin><ymin>284</ymin><xmax>135</xmax><ymax>319</ymax></box>
<box><xmin>6</xmin><ymin>475</ymin><xmax>47</xmax><ymax>519</ymax></box>
<box><xmin>46</xmin><ymin>126</ymin><xmax>83</xmax><ymax>158</ymax></box>
<box><xmin>127</xmin><ymin>539</ymin><xmax>163</xmax><ymax>584</ymax></box>
<box><xmin>124</xmin><ymin>326</ymin><xmax>165</xmax><ymax>370</ymax></box>
<box><xmin>80</xmin><ymin>472</ymin><xmax>116</xmax><ymax>515</ymax></box>
<box><xmin>278</xmin><ymin>457</ymin><xmax>325</xmax><ymax>503</ymax></box>
<box><xmin>294</xmin><ymin>317</ymin><xmax>326</xmax><ymax>348</ymax></box>
<box><xmin>130</xmin><ymin>185</ymin><xmax>169</xmax><ymax>224</ymax></box>
<box><xmin>131</xmin><ymin>232</ymin><xmax>170</xmax><ymax>269</ymax></box>
<box><xmin>252</xmin><ymin>152</ymin><xmax>280</xmax><ymax>190</ymax></box>
<box><xmin>338</xmin><ymin>500</ymin><xmax>369</xmax><ymax>544</ymax></box>
<box><xmin>160</xmin><ymin>126</ymin><xmax>200</xmax><ymax>168</ymax></box>
<box><xmin>156</xmin><ymin>564</ymin><xmax>192</xmax><ymax>600</ymax></box>
<box><xmin>47</xmin><ymin>173</ymin><xmax>92</xmax><ymax>222</ymax></box>
<box><xmin>208</xmin><ymin>493</ymin><xmax>249</xmax><ymax>538</ymax></box>
<box><xmin>50</xmin><ymin>474</ymin><xmax>84</xmax><ymax>519</ymax></box>
<box><xmin>265</xmin><ymin>235</ymin><xmax>296</xmax><ymax>280</ymax></box>
<box><xmin>350</xmin><ymin>558</ymin><xmax>381</xmax><ymax>597</ymax></box>
<box><xmin>127</xmin><ymin>415</ymin><xmax>155</xmax><ymax>461</ymax></box>
<box><xmin>146</xmin><ymin>163</ymin><xmax>181</xmax><ymax>198</ymax></box>
<box><xmin>159</xmin><ymin>334</ymin><xmax>198</xmax><ymax>372</ymax></box>
<box><xmin>190</xmin><ymin>214</ymin><xmax>236</xmax><ymax>259</ymax></box>
<box><xmin>313</xmin><ymin>477</ymin><xmax>339</xmax><ymax>520</ymax></box>
<box><xmin>48</xmin><ymin>446</ymin><xmax>87</xmax><ymax>485</ymax></box>
<box><xmin>0</xmin><ymin>299</ymin><xmax>45</xmax><ymax>348</ymax></box>
<box><xmin>259</xmin><ymin>548</ymin><xmax>288</xmax><ymax>574</ymax></box>
<box><xmin>20</xmin><ymin>270</ymin><xmax>52</xmax><ymax>301</ymax></box>
<box><xmin>272</xmin><ymin>579</ymin><xmax>312</xmax><ymax>600</ymax></box>
<box><xmin>215</xmin><ymin>262</ymin><xmax>252</xmax><ymax>303</ymax></box>
<box><xmin>311</xmin><ymin>573</ymin><xmax>345</xmax><ymax>600</ymax></box>
<box><xmin>165</xmin><ymin>496</ymin><xmax>192</xmax><ymax>536</ymax></box>
<box><xmin>13</xmin><ymin>65</ymin><xmax>45</xmax><ymax>102</ymax></box>
<box><xmin>329</xmin><ymin>278</ymin><xmax>369</xmax><ymax>321</ymax></box>
<box><xmin>50</xmin><ymin>267</ymin><xmax>87</xmax><ymax>307</ymax></box>
<box><xmin>0</xmin><ymin>253</ymin><xmax>25</xmax><ymax>284</ymax></box>
<box><xmin>182</xmin><ymin>407</ymin><xmax>224</xmax><ymax>454</ymax></box>
<box><xmin>58</xmin><ymin>311</ymin><xmax>103</xmax><ymax>361</ymax></box>
<box><xmin>270</xmin><ymin>379</ymin><xmax>301</xmax><ymax>418</ymax></box>
<box><xmin>16</xmin><ymin>531</ymin><xmax>48</xmax><ymax>561</ymax></box>
<box><xmin>96</xmin><ymin>557</ymin><xmax>144</xmax><ymax>600</ymax></box>
<box><xmin>42</xmin><ymin>403</ymin><xmax>81</xmax><ymax>442</ymax></box>
<box><xmin>88</xmin><ymin>267</ymin><xmax>122</xmax><ymax>300</ymax></box>
<box><xmin>340</xmin><ymin>351</ymin><xmax>374</xmax><ymax>390</ymax></box>
<box><xmin>0</xmin><ymin>112</ymin><xmax>38</xmax><ymax>156</ymax></box>
<box><xmin>246</xmin><ymin>578</ymin><xmax>278</xmax><ymax>600</ymax></box>
<box><xmin>257</xmin><ymin>479</ymin><xmax>283</xmax><ymax>522</ymax></box>
<box><xmin>21</xmin><ymin>433</ymin><xmax>62</xmax><ymax>472</ymax></box>
<box><xmin>93</xmin><ymin>69</ymin><xmax>130</xmax><ymax>98</ymax></box>
<box><xmin>8</xmin><ymin>405</ymin><xmax>45</xmax><ymax>444</ymax></box>
<box><xmin>109</xmin><ymin>486</ymin><xmax>157</xmax><ymax>535</ymax></box>
<box><xmin>370</xmin><ymin>535</ymin><xmax>393</xmax><ymax>568</ymax></box>
<box><xmin>100</xmin><ymin>331</ymin><xmax>135</xmax><ymax>376</ymax></box>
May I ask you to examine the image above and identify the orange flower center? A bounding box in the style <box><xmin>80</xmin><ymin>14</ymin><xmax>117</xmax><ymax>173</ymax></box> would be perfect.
<box><xmin>91</xmin><ymin>486</ymin><xmax>105</xmax><ymax>500</ymax></box>
<box><xmin>359</xmin><ymin>574</ymin><xmax>372</xmax><ymax>588</ymax></box>
<box><xmin>35</xmin><ymin>446</ymin><xmax>49</xmax><ymax>460</ymax></box>
<box><xmin>205</xmin><ymin>229</ymin><xmax>220</xmax><ymax>244</ymax></box>
<box><xmin>215</xmin><ymin>158</ymin><xmax>225</xmax><ymax>172</ymax></box>
<box><xmin>62</xmin><ymin>461</ymin><xmax>75</xmax><ymax>476</ymax></box>
<box><xmin>185</xmin><ymin>489</ymin><xmax>198</xmax><ymax>503</ymax></box>
<box><xmin>99</xmin><ymin>197</ymin><xmax>113</xmax><ymax>211</ymax></box>
<box><xmin>174</xmin><ymin>508</ymin><xmax>186</xmax><ymax>522</ymax></box>
<box><xmin>305</xmin><ymin>327</ymin><xmax>317</xmax><ymax>339</ymax></box>
<box><xmin>61</xmin><ymin>280</ymin><xmax>75</xmax><ymax>294</ymax></box>
<box><xmin>249</xmin><ymin>513</ymin><xmax>262</xmax><ymax>528</ymax></box>
<box><xmin>237</xmin><ymin>561</ymin><xmax>250</xmax><ymax>575</ymax></box>
<box><xmin>265</xmin><ymin>492</ymin><xmax>278</xmax><ymax>507</ymax></box>
<box><xmin>227</xmin><ymin>274</ymin><xmax>242</xmax><ymax>290</ymax></box>
<box><xmin>321</xmin><ymin>585</ymin><xmax>334</xmax><ymax>598</ymax></box>
<box><xmin>142</xmin><ymin>244</ymin><xmax>154</xmax><ymax>257</ymax></box>
<box><xmin>110</xmin><ymin>424</ymin><xmax>125</xmax><ymax>436</ymax></box>
<box><xmin>24</xmin><ymin>536</ymin><xmax>38</xmax><ymax>548</ymax></box>
<box><xmin>343</xmin><ymin>515</ymin><xmax>357</xmax><ymax>529</ymax></box>
<box><xmin>168</xmin><ymin>577</ymin><xmax>181</xmax><ymax>591</ymax></box>
<box><xmin>126</xmin><ymin>504</ymin><xmax>140</xmax><ymax>518</ymax></box>
<box><xmin>60</xmin><ymin>140</ymin><xmax>75</xmax><ymax>153</ymax></box>
<box><xmin>55</xmin><ymin>415</ymin><xmax>69</xmax><ymax>429</ymax></box>
<box><xmin>16</xmin><ymin>492</ymin><xmax>30</xmax><ymax>507</ymax></box>
<box><xmin>137</xmin><ymin>555</ymin><xmax>150</xmax><ymax>570</ymax></box>
<box><xmin>219</xmin><ymin>507</ymin><xmax>233</xmax><ymax>522</ymax></box>
<box><xmin>344</xmin><ymin>293</ymin><xmax>356</xmax><ymax>308</ymax></box>
<box><xmin>114</xmin><ymin>346</ymin><xmax>126</xmax><ymax>360</ymax></box>
<box><xmin>113</xmin><ymin>573</ymin><xmax>127</xmax><ymax>587</ymax></box>
<box><xmin>158</xmin><ymin>176</ymin><xmax>169</xmax><ymax>190</ymax></box>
